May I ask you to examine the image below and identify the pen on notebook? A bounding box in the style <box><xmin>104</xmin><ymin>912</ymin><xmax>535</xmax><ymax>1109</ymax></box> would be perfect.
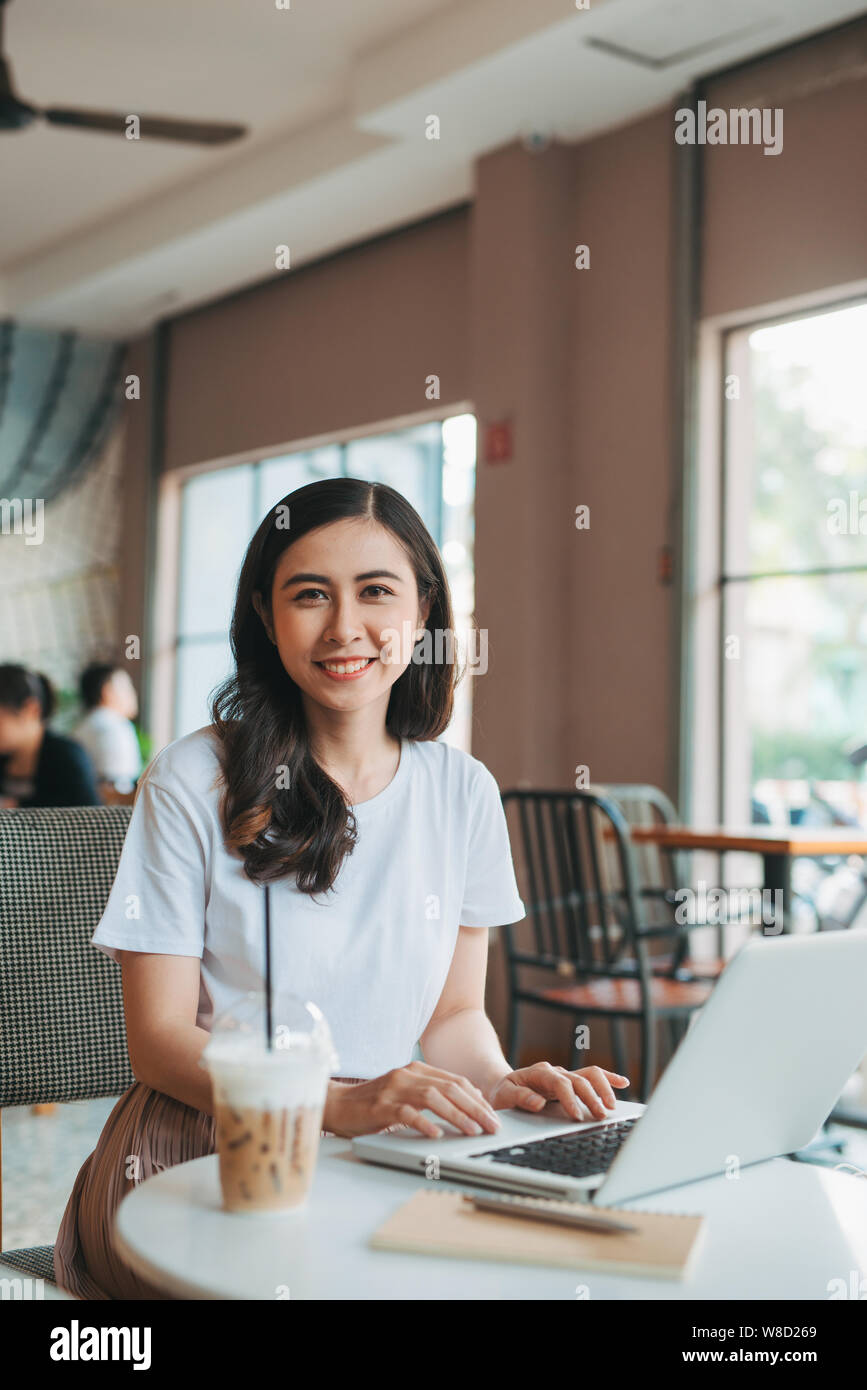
<box><xmin>463</xmin><ymin>1192</ymin><xmax>639</xmax><ymax>1234</ymax></box>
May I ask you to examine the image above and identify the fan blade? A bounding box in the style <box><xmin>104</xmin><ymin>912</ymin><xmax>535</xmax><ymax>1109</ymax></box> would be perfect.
<box><xmin>42</xmin><ymin>107</ymin><xmax>246</xmax><ymax>145</ymax></box>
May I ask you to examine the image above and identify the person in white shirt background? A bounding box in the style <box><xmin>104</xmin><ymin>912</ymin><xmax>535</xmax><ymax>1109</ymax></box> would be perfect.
<box><xmin>74</xmin><ymin>664</ymin><xmax>143</xmax><ymax>794</ymax></box>
<box><xmin>54</xmin><ymin>476</ymin><xmax>629</xmax><ymax>1299</ymax></box>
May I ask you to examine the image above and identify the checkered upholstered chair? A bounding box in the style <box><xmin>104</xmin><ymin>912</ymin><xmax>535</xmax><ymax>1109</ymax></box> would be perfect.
<box><xmin>0</xmin><ymin>806</ymin><xmax>135</xmax><ymax>1284</ymax></box>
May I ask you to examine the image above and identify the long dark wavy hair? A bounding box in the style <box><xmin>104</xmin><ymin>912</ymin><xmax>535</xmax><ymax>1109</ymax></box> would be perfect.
<box><xmin>211</xmin><ymin>477</ymin><xmax>458</xmax><ymax>894</ymax></box>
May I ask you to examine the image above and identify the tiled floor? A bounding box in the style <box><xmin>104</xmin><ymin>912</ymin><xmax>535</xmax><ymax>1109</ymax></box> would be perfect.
<box><xmin>3</xmin><ymin>1099</ymin><xmax>867</xmax><ymax>1257</ymax></box>
<box><xmin>2</xmin><ymin>1097</ymin><xmax>117</xmax><ymax>1252</ymax></box>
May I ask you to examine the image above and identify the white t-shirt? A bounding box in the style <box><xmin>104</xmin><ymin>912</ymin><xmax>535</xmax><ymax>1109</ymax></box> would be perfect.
<box><xmin>92</xmin><ymin>725</ymin><xmax>525</xmax><ymax>1079</ymax></box>
<box><xmin>74</xmin><ymin>708</ymin><xmax>142</xmax><ymax>788</ymax></box>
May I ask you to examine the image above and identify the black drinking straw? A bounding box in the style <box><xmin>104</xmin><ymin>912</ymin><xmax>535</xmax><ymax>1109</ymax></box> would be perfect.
<box><xmin>264</xmin><ymin>884</ymin><xmax>273</xmax><ymax>1051</ymax></box>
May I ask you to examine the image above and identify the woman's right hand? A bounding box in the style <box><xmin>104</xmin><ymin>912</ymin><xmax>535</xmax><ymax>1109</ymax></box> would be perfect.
<box><xmin>324</xmin><ymin>1061</ymin><xmax>501</xmax><ymax>1139</ymax></box>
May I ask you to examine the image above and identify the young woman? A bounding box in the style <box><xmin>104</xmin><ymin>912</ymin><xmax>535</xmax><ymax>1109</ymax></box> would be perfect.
<box><xmin>54</xmin><ymin>478</ymin><xmax>629</xmax><ymax>1299</ymax></box>
<box><xmin>0</xmin><ymin>665</ymin><xmax>100</xmax><ymax>808</ymax></box>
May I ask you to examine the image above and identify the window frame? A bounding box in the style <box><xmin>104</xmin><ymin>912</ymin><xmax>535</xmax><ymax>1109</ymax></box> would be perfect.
<box><xmin>687</xmin><ymin>288</ymin><xmax>867</xmax><ymax>830</ymax></box>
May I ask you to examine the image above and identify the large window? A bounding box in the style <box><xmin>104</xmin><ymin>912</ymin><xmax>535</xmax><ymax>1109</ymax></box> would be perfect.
<box><xmin>170</xmin><ymin>414</ymin><xmax>477</xmax><ymax>749</ymax></box>
<box><xmin>721</xmin><ymin>301</ymin><xmax>867</xmax><ymax>828</ymax></box>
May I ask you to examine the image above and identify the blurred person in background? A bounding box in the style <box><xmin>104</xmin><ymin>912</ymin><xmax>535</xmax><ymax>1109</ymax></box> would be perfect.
<box><xmin>75</xmin><ymin>663</ymin><xmax>143</xmax><ymax>796</ymax></box>
<box><xmin>0</xmin><ymin>664</ymin><xmax>100</xmax><ymax>807</ymax></box>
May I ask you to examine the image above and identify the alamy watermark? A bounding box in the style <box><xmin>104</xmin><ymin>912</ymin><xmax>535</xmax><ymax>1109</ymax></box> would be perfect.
<box><xmin>675</xmin><ymin>101</ymin><xmax>783</xmax><ymax>156</ymax></box>
<box><xmin>379</xmin><ymin>621</ymin><xmax>488</xmax><ymax>674</ymax></box>
<box><xmin>827</xmin><ymin>492</ymin><xmax>867</xmax><ymax>535</ymax></box>
<box><xmin>50</xmin><ymin>1321</ymin><xmax>151</xmax><ymax>1369</ymax></box>
<box><xmin>827</xmin><ymin>1270</ymin><xmax>867</xmax><ymax>1299</ymax></box>
<box><xmin>0</xmin><ymin>497</ymin><xmax>44</xmax><ymax>545</ymax></box>
<box><xmin>674</xmin><ymin>881</ymin><xmax>783</xmax><ymax>934</ymax></box>
<box><xmin>1</xmin><ymin>1273</ymin><xmax>45</xmax><ymax>1299</ymax></box>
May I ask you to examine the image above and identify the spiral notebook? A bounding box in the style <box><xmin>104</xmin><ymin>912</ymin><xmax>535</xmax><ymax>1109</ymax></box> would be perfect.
<box><xmin>370</xmin><ymin>1189</ymin><xmax>706</xmax><ymax>1280</ymax></box>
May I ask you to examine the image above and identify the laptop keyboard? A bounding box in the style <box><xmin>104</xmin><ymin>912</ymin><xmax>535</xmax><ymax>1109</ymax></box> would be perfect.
<box><xmin>471</xmin><ymin>1117</ymin><xmax>640</xmax><ymax>1179</ymax></box>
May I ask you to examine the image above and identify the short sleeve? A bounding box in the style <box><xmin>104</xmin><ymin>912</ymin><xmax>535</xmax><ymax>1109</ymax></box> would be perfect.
<box><xmin>91</xmin><ymin>775</ymin><xmax>207</xmax><ymax>962</ymax></box>
<box><xmin>459</xmin><ymin>764</ymin><xmax>526</xmax><ymax>928</ymax></box>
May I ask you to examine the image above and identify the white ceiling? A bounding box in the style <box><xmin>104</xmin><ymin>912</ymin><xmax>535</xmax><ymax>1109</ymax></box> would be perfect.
<box><xmin>0</xmin><ymin>0</ymin><xmax>863</xmax><ymax>337</ymax></box>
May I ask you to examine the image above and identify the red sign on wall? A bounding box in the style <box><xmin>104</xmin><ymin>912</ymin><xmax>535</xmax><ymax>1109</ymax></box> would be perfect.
<box><xmin>483</xmin><ymin>419</ymin><xmax>513</xmax><ymax>463</ymax></box>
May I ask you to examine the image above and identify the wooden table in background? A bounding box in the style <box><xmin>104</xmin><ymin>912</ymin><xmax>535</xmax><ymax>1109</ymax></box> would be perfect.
<box><xmin>630</xmin><ymin>825</ymin><xmax>867</xmax><ymax>933</ymax></box>
<box><xmin>630</xmin><ymin>825</ymin><xmax>867</xmax><ymax>1130</ymax></box>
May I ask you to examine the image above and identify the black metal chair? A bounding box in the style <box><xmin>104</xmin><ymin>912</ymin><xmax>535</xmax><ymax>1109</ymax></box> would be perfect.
<box><xmin>500</xmin><ymin>788</ymin><xmax>713</xmax><ymax>1101</ymax></box>
<box><xmin>602</xmin><ymin>789</ymin><xmax>854</xmax><ymax>1163</ymax></box>
<box><xmin>599</xmin><ymin>783</ymin><xmax>727</xmax><ymax>983</ymax></box>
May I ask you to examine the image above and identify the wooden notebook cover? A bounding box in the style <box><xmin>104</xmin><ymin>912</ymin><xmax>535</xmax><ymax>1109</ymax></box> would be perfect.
<box><xmin>371</xmin><ymin>1190</ymin><xmax>705</xmax><ymax>1280</ymax></box>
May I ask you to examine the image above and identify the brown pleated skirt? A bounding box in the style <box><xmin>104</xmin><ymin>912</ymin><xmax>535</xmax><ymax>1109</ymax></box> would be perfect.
<box><xmin>54</xmin><ymin>1077</ymin><xmax>369</xmax><ymax>1301</ymax></box>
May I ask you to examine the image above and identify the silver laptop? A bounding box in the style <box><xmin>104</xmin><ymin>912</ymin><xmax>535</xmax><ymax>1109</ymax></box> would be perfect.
<box><xmin>353</xmin><ymin>931</ymin><xmax>867</xmax><ymax>1206</ymax></box>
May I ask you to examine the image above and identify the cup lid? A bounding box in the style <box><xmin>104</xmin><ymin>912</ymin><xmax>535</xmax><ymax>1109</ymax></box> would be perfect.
<box><xmin>202</xmin><ymin>990</ymin><xmax>339</xmax><ymax>1070</ymax></box>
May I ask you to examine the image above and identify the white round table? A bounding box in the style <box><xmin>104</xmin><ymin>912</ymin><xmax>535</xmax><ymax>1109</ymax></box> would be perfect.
<box><xmin>113</xmin><ymin>1139</ymin><xmax>867</xmax><ymax>1300</ymax></box>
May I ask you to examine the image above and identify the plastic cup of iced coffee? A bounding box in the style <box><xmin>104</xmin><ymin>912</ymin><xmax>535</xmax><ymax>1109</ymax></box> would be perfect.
<box><xmin>201</xmin><ymin>991</ymin><xmax>338</xmax><ymax>1215</ymax></box>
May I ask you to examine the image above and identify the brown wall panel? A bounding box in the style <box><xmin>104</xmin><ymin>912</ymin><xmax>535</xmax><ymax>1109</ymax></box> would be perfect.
<box><xmin>570</xmin><ymin>108</ymin><xmax>677</xmax><ymax>795</ymax></box>
<box><xmin>702</xmin><ymin>20</ymin><xmax>867</xmax><ymax>317</ymax></box>
<box><xmin>163</xmin><ymin>207</ymin><xmax>472</xmax><ymax>472</ymax></box>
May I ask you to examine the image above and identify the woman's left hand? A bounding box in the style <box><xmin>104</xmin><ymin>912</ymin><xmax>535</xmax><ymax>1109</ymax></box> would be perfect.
<box><xmin>488</xmin><ymin>1063</ymin><xmax>630</xmax><ymax>1121</ymax></box>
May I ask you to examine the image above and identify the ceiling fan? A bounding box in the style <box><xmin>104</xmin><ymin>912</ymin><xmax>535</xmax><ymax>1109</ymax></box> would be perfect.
<box><xmin>0</xmin><ymin>0</ymin><xmax>246</xmax><ymax>145</ymax></box>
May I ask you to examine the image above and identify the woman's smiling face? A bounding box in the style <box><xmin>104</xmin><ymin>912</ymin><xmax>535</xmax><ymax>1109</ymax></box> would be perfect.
<box><xmin>257</xmin><ymin>517</ymin><xmax>430</xmax><ymax>712</ymax></box>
